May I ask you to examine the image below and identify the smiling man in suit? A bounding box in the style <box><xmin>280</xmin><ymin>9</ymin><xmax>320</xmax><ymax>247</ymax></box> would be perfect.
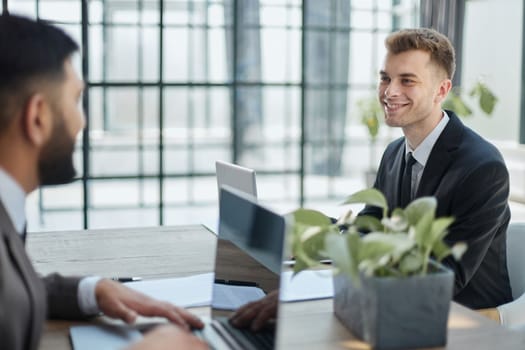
<box><xmin>360</xmin><ymin>28</ymin><xmax>512</xmax><ymax>309</ymax></box>
<box><xmin>0</xmin><ymin>14</ymin><xmax>207</xmax><ymax>350</ymax></box>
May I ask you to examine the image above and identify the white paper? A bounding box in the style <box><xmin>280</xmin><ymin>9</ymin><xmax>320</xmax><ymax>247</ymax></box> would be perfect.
<box><xmin>279</xmin><ymin>269</ymin><xmax>334</xmax><ymax>302</ymax></box>
<box><xmin>123</xmin><ymin>269</ymin><xmax>333</xmax><ymax>308</ymax></box>
<box><xmin>124</xmin><ymin>273</ymin><xmax>213</xmax><ymax>308</ymax></box>
<box><xmin>211</xmin><ymin>284</ymin><xmax>266</xmax><ymax>310</ymax></box>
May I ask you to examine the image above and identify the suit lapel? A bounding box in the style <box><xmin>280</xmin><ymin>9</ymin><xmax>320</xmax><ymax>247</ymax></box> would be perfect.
<box><xmin>392</xmin><ymin>143</ymin><xmax>407</xmax><ymax>209</ymax></box>
<box><xmin>0</xmin><ymin>201</ymin><xmax>45</xmax><ymax>350</ymax></box>
<box><xmin>417</xmin><ymin>112</ymin><xmax>464</xmax><ymax>197</ymax></box>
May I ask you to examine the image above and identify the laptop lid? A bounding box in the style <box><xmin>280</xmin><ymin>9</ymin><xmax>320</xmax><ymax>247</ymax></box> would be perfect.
<box><xmin>209</xmin><ymin>185</ymin><xmax>285</xmax><ymax>348</ymax></box>
<box><xmin>215</xmin><ymin>160</ymin><xmax>258</xmax><ymax>200</ymax></box>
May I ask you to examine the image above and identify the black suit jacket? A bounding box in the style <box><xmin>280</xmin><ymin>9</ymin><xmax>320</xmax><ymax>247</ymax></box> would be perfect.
<box><xmin>0</xmin><ymin>200</ymin><xmax>83</xmax><ymax>350</ymax></box>
<box><xmin>361</xmin><ymin>111</ymin><xmax>512</xmax><ymax>309</ymax></box>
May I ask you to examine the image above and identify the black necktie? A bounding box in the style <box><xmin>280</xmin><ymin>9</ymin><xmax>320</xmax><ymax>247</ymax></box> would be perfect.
<box><xmin>21</xmin><ymin>224</ymin><xmax>27</xmax><ymax>245</ymax></box>
<box><xmin>400</xmin><ymin>152</ymin><xmax>417</xmax><ymax>208</ymax></box>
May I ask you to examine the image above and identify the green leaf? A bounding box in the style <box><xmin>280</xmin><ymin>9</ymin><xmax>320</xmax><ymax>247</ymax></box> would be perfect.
<box><xmin>404</xmin><ymin>197</ymin><xmax>437</xmax><ymax>227</ymax></box>
<box><xmin>479</xmin><ymin>85</ymin><xmax>497</xmax><ymax>115</ymax></box>
<box><xmin>362</xmin><ymin>113</ymin><xmax>380</xmax><ymax>140</ymax></box>
<box><xmin>469</xmin><ymin>82</ymin><xmax>481</xmax><ymax>97</ymax></box>
<box><xmin>325</xmin><ymin>232</ymin><xmax>360</xmax><ymax>283</ymax></box>
<box><xmin>299</xmin><ymin>226</ymin><xmax>332</xmax><ymax>261</ymax></box>
<box><xmin>356</xmin><ymin>232</ymin><xmax>396</xmax><ymax>276</ymax></box>
<box><xmin>358</xmin><ymin>240</ymin><xmax>394</xmax><ymax>264</ymax></box>
<box><xmin>353</xmin><ymin>215</ymin><xmax>383</xmax><ymax>232</ymax></box>
<box><xmin>432</xmin><ymin>240</ymin><xmax>452</xmax><ymax>262</ymax></box>
<box><xmin>399</xmin><ymin>252</ymin><xmax>423</xmax><ymax>274</ymax></box>
<box><xmin>292</xmin><ymin>254</ymin><xmax>310</xmax><ymax>275</ymax></box>
<box><xmin>342</xmin><ymin>188</ymin><xmax>388</xmax><ymax>217</ymax></box>
<box><xmin>362</xmin><ymin>233</ymin><xmax>414</xmax><ymax>261</ymax></box>
<box><xmin>412</xmin><ymin>210</ymin><xmax>434</xmax><ymax>250</ymax></box>
<box><xmin>443</xmin><ymin>88</ymin><xmax>472</xmax><ymax>117</ymax></box>
<box><xmin>346</xmin><ymin>232</ymin><xmax>361</xmax><ymax>270</ymax></box>
<box><xmin>357</xmin><ymin>233</ymin><xmax>414</xmax><ymax>277</ymax></box>
<box><xmin>359</xmin><ymin>259</ymin><xmax>383</xmax><ymax>277</ymax></box>
<box><xmin>292</xmin><ymin>224</ymin><xmax>338</xmax><ymax>274</ymax></box>
<box><xmin>358</xmin><ymin>97</ymin><xmax>383</xmax><ymax>141</ymax></box>
<box><xmin>290</xmin><ymin>209</ymin><xmax>332</xmax><ymax>226</ymax></box>
<box><xmin>469</xmin><ymin>81</ymin><xmax>498</xmax><ymax>115</ymax></box>
<box><xmin>391</xmin><ymin>207</ymin><xmax>405</xmax><ymax>217</ymax></box>
<box><xmin>381</xmin><ymin>211</ymin><xmax>408</xmax><ymax>232</ymax></box>
<box><xmin>428</xmin><ymin>217</ymin><xmax>455</xmax><ymax>247</ymax></box>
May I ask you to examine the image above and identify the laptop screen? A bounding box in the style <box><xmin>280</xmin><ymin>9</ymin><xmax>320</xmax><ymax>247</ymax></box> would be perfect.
<box><xmin>215</xmin><ymin>160</ymin><xmax>258</xmax><ymax>200</ymax></box>
<box><xmin>210</xmin><ymin>186</ymin><xmax>285</xmax><ymax>338</ymax></box>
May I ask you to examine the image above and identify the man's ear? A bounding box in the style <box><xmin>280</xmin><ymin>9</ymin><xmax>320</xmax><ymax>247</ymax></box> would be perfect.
<box><xmin>22</xmin><ymin>93</ymin><xmax>53</xmax><ymax>147</ymax></box>
<box><xmin>435</xmin><ymin>79</ymin><xmax>452</xmax><ymax>104</ymax></box>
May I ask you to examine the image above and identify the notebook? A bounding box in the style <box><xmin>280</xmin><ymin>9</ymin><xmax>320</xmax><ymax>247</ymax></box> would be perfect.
<box><xmin>215</xmin><ymin>160</ymin><xmax>258</xmax><ymax>200</ymax></box>
<box><xmin>193</xmin><ymin>185</ymin><xmax>286</xmax><ymax>350</ymax></box>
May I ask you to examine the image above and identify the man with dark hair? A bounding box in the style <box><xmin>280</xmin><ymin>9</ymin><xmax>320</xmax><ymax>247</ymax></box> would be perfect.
<box><xmin>360</xmin><ymin>27</ymin><xmax>512</xmax><ymax>309</ymax></box>
<box><xmin>0</xmin><ymin>14</ymin><xmax>207</xmax><ymax>349</ymax></box>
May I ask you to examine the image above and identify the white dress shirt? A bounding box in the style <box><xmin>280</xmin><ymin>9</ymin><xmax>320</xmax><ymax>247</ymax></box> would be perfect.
<box><xmin>404</xmin><ymin>111</ymin><xmax>450</xmax><ymax>198</ymax></box>
<box><xmin>0</xmin><ymin>167</ymin><xmax>101</xmax><ymax>315</ymax></box>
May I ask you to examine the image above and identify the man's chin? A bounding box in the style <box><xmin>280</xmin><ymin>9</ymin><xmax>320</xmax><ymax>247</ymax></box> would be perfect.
<box><xmin>384</xmin><ymin>117</ymin><xmax>403</xmax><ymax>128</ymax></box>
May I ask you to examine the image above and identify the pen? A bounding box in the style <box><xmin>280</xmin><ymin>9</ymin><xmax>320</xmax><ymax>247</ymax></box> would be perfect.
<box><xmin>215</xmin><ymin>279</ymin><xmax>258</xmax><ymax>287</ymax></box>
<box><xmin>111</xmin><ymin>277</ymin><xmax>142</xmax><ymax>283</ymax></box>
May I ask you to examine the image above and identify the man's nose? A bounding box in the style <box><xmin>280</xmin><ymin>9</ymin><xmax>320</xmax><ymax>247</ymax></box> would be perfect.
<box><xmin>384</xmin><ymin>81</ymin><xmax>400</xmax><ymax>98</ymax></box>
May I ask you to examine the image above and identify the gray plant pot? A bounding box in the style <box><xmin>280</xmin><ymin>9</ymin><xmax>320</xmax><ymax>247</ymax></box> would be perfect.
<box><xmin>333</xmin><ymin>263</ymin><xmax>454</xmax><ymax>349</ymax></box>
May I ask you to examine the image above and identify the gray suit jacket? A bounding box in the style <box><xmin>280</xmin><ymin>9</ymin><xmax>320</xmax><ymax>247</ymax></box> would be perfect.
<box><xmin>361</xmin><ymin>111</ymin><xmax>512</xmax><ymax>309</ymax></box>
<box><xmin>0</xmin><ymin>201</ymin><xmax>83</xmax><ymax>350</ymax></box>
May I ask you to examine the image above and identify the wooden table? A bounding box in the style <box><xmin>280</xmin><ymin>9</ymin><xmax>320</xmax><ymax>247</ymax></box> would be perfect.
<box><xmin>27</xmin><ymin>225</ymin><xmax>525</xmax><ymax>350</ymax></box>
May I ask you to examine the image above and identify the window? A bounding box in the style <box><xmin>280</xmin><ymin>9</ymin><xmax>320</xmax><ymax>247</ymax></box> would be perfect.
<box><xmin>5</xmin><ymin>0</ymin><xmax>418</xmax><ymax>230</ymax></box>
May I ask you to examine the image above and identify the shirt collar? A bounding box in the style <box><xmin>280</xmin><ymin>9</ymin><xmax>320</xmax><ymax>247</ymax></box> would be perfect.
<box><xmin>0</xmin><ymin>168</ymin><xmax>27</xmax><ymax>234</ymax></box>
<box><xmin>405</xmin><ymin>111</ymin><xmax>450</xmax><ymax>167</ymax></box>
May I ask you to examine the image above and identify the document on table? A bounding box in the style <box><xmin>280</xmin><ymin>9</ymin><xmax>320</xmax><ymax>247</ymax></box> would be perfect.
<box><xmin>124</xmin><ymin>272</ymin><xmax>268</xmax><ymax>311</ymax></box>
<box><xmin>280</xmin><ymin>269</ymin><xmax>334</xmax><ymax>302</ymax></box>
<box><xmin>211</xmin><ymin>284</ymin><xmax>266</xmax><ymax>310</ymax></box>
<box><xmin>122</xmin><ymin>269</ymin><xmax>333</xmax><ymax>309</ymax></box>
<box><xmin>70</xmin><ymin>325</ymin><xmax>142</xmax><ymax>350</ymax></box>
<box><xmin>124</xmin><ymin>273</ymin><xmax>214</xmax><ymax>307</ymax></box>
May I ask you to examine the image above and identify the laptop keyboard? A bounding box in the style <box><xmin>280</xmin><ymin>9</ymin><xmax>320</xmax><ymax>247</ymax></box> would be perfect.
<box><xmin>193</xmin><ymin>317</ymin><xmax>274</xmax><ymax>350</ymax></box>
<box><xmin>216</xmin><ymin>318</ymin><xmax>274</xmax><ymax>350</ymax></box>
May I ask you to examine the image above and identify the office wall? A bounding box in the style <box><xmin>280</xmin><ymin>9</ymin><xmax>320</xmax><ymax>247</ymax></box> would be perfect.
<box><xmin>460</xmin><ymin>0</ymin><xmax>523</xmax><ymax>142</ymax></box>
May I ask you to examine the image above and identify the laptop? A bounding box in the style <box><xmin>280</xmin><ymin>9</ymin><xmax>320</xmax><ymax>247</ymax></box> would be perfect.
<box><xmin>215</xmin><ymin>160</ymin><xmax>258</xmax><ymax>200</ymax></box>
<box><xmin>193</xmin><ymin>185</ymin><xmax>286</xmax><ymax>350</ymax></box>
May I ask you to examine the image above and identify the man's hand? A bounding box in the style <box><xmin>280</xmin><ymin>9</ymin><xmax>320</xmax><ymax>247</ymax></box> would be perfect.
<box><xmin>229</xmin><ymin>290</ymin><xmax>279</xmax><ymax>331</ymax></box>
<box><xmin>127</xmin><ymin>324</ymin><xmax>208</xmax><ymax>350</ymax></box>
<box><xmin>95</xmin><ymin>279</ymin><xmax>204</xmax><ymax>331</ymax></box>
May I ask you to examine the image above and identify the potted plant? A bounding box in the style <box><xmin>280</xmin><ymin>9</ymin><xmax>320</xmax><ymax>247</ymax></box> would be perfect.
<box><xmin>288</xmin><ymin>188</ymin><xmax>467</xmax><ymax>349</ymax></box>
<box><xmin>357</xmin><ymin>97</ymin><xmax>383</xmax><ymax>187</ymax></box>
<box><xmin>443</xmin><ymin>79</ymin><xmax>498</xmax><ymax>117</ymax></box>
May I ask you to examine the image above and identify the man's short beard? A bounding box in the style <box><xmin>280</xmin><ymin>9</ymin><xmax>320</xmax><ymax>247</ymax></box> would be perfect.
<box><xmin>38</xmin><ymin>113</ymin><xmax>77</xmax><ymax>186</ymax></box>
